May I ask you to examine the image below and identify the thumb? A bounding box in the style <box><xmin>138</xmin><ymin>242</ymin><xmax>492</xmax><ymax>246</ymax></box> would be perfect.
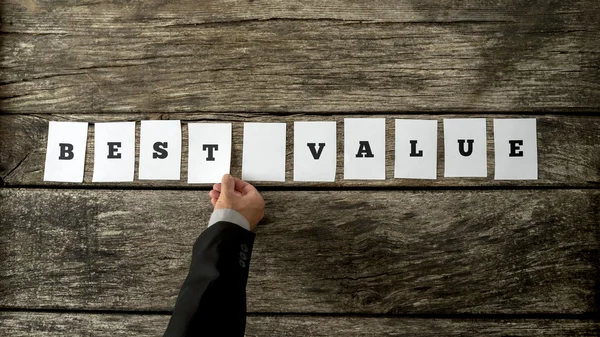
<box><xmin>220</xmin><ymin>174</ymin><xmax>236</xmax><ymax>197</ymax></box>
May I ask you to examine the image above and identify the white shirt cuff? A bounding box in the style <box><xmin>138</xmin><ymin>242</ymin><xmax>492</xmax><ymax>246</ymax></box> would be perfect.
<box><xmin>208</xmin><ymin>209</ymin><xmax>251</xmax><ymax>231</ymax></box>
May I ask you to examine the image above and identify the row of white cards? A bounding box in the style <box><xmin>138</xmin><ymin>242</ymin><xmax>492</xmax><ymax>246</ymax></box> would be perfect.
<box><xmin>43</xmin><ymin>118</ymin><xmax>538</xmax><ymax>183</ymax></box>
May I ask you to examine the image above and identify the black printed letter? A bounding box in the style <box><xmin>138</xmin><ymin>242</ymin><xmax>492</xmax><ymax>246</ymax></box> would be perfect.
<box><xmin>107</xmin><ymin>142</ymin><xmax>122</xmax><ymax>159</ymax></box>
<box><xmin>307</xmin><ymin>143</ymin><xmax>326</xmax><ymax>160</ymax></box>
<box><xmin>457</xmin><ymin>139</ymin><xmax>474</xmax><ymax>156</ymax></box>
<box><xmin>356</xmin><ymin>141</ymin><xmax>374</xmax><ymax>158</ymax></box>
<box><xmin>203</xmin><ymin>144</ymin><xmax>219</xmax><ymax>161</ymax></box>
<box><xmin>509</xmin><ymin>140</ymin><xmax>524</xmax><ymax>157</ymax></box>
<box><xmin>153</xmin><ymin>142</ymin><xmax>168</xmax><ymax>159</ymax></box>
<box><xmin>59</xmin><ymin>143</ymin><xmax>74</xmax><ymax>160</ymax></box>
<box><xmin>409</xmin><ymin>140</ymin><xmax>423</xmax><ymax>157</ymax></box>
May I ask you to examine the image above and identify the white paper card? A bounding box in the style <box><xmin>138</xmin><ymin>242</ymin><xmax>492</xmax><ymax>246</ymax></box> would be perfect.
<box><xmin>294</xmin><ymin>121</ymin><xmax>337</xmax><ymax>182</ymax></box>
<box><xmin>92</xmin><ymin>122</ymin><xmax>136</xmax><ymax>182</ymax></box>
<box><xmin>44</xmin><ymin>121</ymin><xmax>89</xmax><ymax>182</ymax></box>
<box><xmin>139</xmin><ymin>120</ymin><xmax>182</xmax><ymax>180</ymax></box>
<box><xmin>188</xmin><ymin>123</ymin><xmax>232</xmax><ymax>184</ymax></box>
<box><xmin>242</xmin><ymin>123</ymin><xmax>286</xmax><ymax>182</ymax></box>
<box><xmin>444</xmin><ymin>119</ymin><xmax>487</xmax><ymax>177</ymax></box>
<box><xmin>494</xmin><ymin>119</ymin><xmax>538</xmax><ymax>180</ymax></box>
<box><xmin>395</xmin><ymin>119</ymin><xmax>438</xmax><ymax>179</ymax></box>
<box><xmin>344</xmin><ymin>118</ymin><xmax>386</xmax><ymax>180</ymax></box>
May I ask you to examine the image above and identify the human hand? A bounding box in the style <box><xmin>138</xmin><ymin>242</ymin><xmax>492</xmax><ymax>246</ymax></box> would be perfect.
<box><xmin>209</xmin><ymin>174</ymin><xmax>265</xmax><ymax>231</ymax></box>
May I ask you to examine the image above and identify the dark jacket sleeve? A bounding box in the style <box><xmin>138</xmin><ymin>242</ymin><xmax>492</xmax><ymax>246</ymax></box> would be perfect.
<box><xmin>163</xmin><ymin>221</ymin><xmax>256</xmax><ymax>337</ymax></box>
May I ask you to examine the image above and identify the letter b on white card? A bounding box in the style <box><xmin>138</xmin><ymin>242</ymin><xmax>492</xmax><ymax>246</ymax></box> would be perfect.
<box><xmin>188</xmin><ymin>123</ymin><xmax>232</xmax><ymax>184</ymax></box>
<box><xmin>242</xmin><ymin>123</ymin><xmax>286</xmax><ymax>182</ymax></box>
<box><xmin>44</xmin><ymin>121</ymin><xmax>89</xmax><ymax>182</ymax></box>
<box><xmin>395</xmin><ymin>119</ymin><xmax>437</xmax><ymax>179</ymax></box>
<box><xmin>344</xmin><ymin>118</ymin><xmax>385</xmax><ymax>180</ymax></box>
<box><xmin>92</xmin><ymin>122</ymin><xmax>136</xmax><ymax>182</ymax></box>
<box><xmin>444</xmin><ymin>119</ymin><xmax>487</xmax><ymax>177</ymax></box>
<box><xmin>494</xmin><ymin>119</ymin><xmax>538</xmax><ymax>180</ymax></box>
<box><xmin>139</xmin><ymin>120</ymin><xmax>182</xmax><ymax>180</ymax></box>
<box><xmin>294</xmin><ymin>121</ymin><xmax>336</xmax><ymax>182</ymax></box>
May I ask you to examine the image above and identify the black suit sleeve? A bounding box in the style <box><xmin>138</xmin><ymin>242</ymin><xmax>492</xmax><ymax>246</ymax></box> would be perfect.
<box><xmin>163</xmin><ymin>221</ymin><xmax>256</xmax><ymax>337</ymax></box>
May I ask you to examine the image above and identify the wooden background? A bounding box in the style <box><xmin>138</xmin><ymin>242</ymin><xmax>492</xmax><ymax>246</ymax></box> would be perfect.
<box><xmin>1</xmin><ymin>0</ymin><xmax>599</xmax><ymax>336</ymax></box>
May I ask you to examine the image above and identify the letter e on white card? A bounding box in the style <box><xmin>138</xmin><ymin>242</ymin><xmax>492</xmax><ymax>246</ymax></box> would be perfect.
<box><xmin>395</xmin><ymin>119</ymin><xmax>437</xmax><ymax>179</ymax></box>
<box><xmin>92</xmin><ymin>122</ymin><xmax>136</xmax><ymax>182</ymax></box>
<box><xmin>494</xmin><ymin>119</ymin><xmax>538</xmax><ymax>180</ymax></box>
<box><xmin>344</xmin><ymin>118</ymin><xmax>385</xmax><ymax>180</ymax></box>
<box><xmin>188</xmin><ymin>123</ymin><xmax>232</xmax><ymax>184</ymax></box>
<box><xmin>294</xmin><ymin>121</ymin><xmax>336</xmax><ymax>182</ymax></box>
<box><xmin>44</xmin><ymin>121</ymin><xmax>89</xmax><ymax>182</ymax></box>
<box><xmin>139</xmin><ymin>120</ymin><xmax>182</xmax><ymax>180</ymax></box>
<box><xmin>444</xmin><ymin>119</ymin><xmax>487</xmax><ymax>177</ymax></box>
<box><xmin>242</xmin><ymin>123</ymin><xmax>286</xmax><ymax>182</ymax></box>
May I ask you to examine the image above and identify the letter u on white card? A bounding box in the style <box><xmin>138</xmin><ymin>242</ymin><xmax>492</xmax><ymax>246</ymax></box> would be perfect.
<box><xmin>443</xmin><ymin>118</ymin><xmax>487</xmax><ymax>178</ymax></box>
<box><xmin>44</xmin><ymin>121</ymin><xmax>89</xmax><ymax>182</ymax></box>
<box><xmin>139</xmin><ymin>120</ymin><xmax>182</xmax><ymax>180</ymax></box>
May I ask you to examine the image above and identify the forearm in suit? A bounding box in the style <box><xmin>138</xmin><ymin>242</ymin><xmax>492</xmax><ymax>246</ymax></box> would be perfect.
<box><xmin>163</xmin><ymin>221</ymin><xmax>256</xmax><ymax>337</ymax></box>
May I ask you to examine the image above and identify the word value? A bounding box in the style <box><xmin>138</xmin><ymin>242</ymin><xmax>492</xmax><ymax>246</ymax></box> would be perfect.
<box><xmin>43</xmin><ymin>118</ymin><xmax>538</xmax><ymax>183</ymax></box>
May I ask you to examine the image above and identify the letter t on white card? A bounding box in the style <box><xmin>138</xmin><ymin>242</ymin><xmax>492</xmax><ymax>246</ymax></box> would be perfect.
<box><xmin>242</xmin><ymin>123</ymin><xmax>286</xmax><ymax>182</ymax></box>
<box><xmin>494</xmin><ymin>118</ymin><xmax>538</xmax><ymax>180</ymax></box>
<box><xmin>44</xmin><ymin>121</ymin><xmax>89</xmax><ymax>182</ymax></box>
<box><xmin>188</xmin><ymin>123</ymin><xmax>232</xmax><ymax>184</ymax></box>
<box><xmin>139</xmin><ymin>120</ymin><xmax>182</xmax><ymax>180</ymax></box>
<box><xmin>294</xmin><ymin>121</ymin><xmax>336</xmax><ymax>182</ymax></box>
<box><xmin>92</xmin><ymin>122</ymin><xmax>136</xmax><ymax>182</ymax></box>
<box><xmin>395</xmin><ymin>119</ymin><xmax>438</xmax><ymax>179</ymax></box>
<box><xmin>444</xmin><ymin>119</ymin><xmax>487</xmax><ymax>177</ymax></box>
<box><xmin>344</xmin><ymin>118</ymin><xmax>386</xmax><ymax>180</ymax></box>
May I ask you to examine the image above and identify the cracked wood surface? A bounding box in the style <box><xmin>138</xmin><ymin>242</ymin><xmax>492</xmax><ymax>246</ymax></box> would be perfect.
<box><xmin>1</xmin><ymin>113</ymin><xmax>599</xmax><ymax>188</ymax></box>
<box><xmin>1</xmin><ymin>312</ymin><xmax>599</xmax><ymax>337</ymax></box>
<box><xmin>1</xmin><ymin>1</ymin><xmax>599</xmax><ymax>113</ymax></box>
<box><xmin>1</xmin><ymin>188</ymin><xmax>598</xmax><ymax>313</ymax></box>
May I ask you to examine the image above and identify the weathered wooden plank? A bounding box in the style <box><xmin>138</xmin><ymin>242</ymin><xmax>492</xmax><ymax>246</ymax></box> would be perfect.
<box><xmin>3</xmin><ymin>0</ymin><xmax>598</xmax><ymax>29</ymax></box>
<box><xmin>1</xmin><ymin>18</ymin><xmax>598</xmax><ymax>113</ymax></box>
<box><xmin>1</xmin><ymin>312</ymin><xmax>599</xmax><ymax>337</ymax></box>
<box><xmin>0</xmin><ymin>188</ymin><xmax>597</xmax><ymax>313</ymax></box>
<box><xmin>1</xmin><ymin>114</ymin><xmax>598</xmax><ymax>187</ymax></box>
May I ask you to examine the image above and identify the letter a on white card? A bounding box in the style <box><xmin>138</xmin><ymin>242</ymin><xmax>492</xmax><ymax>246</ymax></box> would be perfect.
<box><xmin>44</xmin><ymin>121</ymin><xmax>89</xmax><ymax>182</ymax></box>
<box><xmin>242</xmin><ymin>123</ymin><xmax>286</xmax><ymax>182</ymax></box>
<box><xmin>395</xmin><ymin>119</ymin><xmax>438</xmax><ymax>179</ymax></box>
<box><xmin>188</xmin><ymin>123</ymin><xmax>232</xmax><ymax>184</ymax></box>
<box><xmin>444</xmin><ymin>119</ymin><xmax>487</xmax><ymax>177</ymax></box>
<box><xmin>139</xmin><ymin>120</ymin><xmax>182</xmax><ymax>180</ymax></box>
<box><xmin>294</xmin><ymin>121</ymin><xmax>336</xmax><ymax>182</ymax></box>
<box><xmin>92</xmin><ymin>122</ymin><xmax>136</xmax><ymax>182</ymax></box>
<box><xmin>494</xmin><ymin>119</ymin><xmax>538</xmax><ymax>180</ymax></box>
<box><xmin>344</xmin><ymin>118</ymin><xmax>385</xmax><ymax>180</ymax></box>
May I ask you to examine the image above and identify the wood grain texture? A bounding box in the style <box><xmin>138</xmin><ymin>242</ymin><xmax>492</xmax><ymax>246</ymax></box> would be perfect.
<box><xmin>1</xmin><ymin>312</ymin><xmax>599</xmax><ymax>337</ymax></box>
<box><xmin>1</xmin><ymin>114</ymin><xmax>598</xmax><ymax>188</ymax></box>
<box><xmin>1</xmin><ymin>0</ymin><xmax>599</xmax><ymax>113</ymax></box>
<box><xmin>0</xmin><ymin>188</ymin><xmax>597</xmax><ymax>314</ymax></box>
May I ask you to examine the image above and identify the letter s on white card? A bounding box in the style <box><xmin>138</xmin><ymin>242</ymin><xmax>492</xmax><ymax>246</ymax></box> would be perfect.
<box><xmin>44</xmin><ymin>121</ymin><xmax>89</xmax><ymax>182</ymax></box>
<box><xmin>139</xmin><ymin>120</ymin><xmax>182</xmax><ymax>180</ymax></box>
